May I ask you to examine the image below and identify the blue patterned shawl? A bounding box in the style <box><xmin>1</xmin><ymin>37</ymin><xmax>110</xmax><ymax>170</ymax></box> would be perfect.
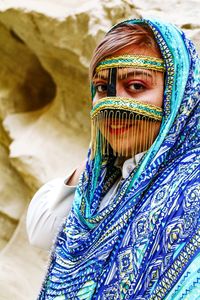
<box><xmin>39</xmin><ymin>18</ymin><xmax>200</xmax><ymax>299</ymax></box>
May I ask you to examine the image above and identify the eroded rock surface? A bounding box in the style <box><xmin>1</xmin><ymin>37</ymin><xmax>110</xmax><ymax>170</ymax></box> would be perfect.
<box><xmin>0</xmin><ymin>1</ymin><xmax>199</xmax><ymax>299</ymax></box>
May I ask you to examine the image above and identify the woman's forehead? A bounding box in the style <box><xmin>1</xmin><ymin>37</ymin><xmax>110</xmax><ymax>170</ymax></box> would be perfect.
<box><xmin>112</xmin><ymin>44</ymin><xmax>162</xmax><ymax>59</ymax></box>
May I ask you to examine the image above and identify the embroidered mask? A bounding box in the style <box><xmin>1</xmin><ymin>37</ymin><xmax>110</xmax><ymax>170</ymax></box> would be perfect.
<box><xmin>91</xmin><ymin>54</ymin><xmax>165</xmax><ymax>157</ymax></box>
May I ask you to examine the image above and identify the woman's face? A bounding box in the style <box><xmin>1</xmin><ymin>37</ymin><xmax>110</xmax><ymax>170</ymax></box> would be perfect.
<box><xmin>92</xmin><ymin>45</ymin><xmax>164</xmax><ymax>157</ymax></box>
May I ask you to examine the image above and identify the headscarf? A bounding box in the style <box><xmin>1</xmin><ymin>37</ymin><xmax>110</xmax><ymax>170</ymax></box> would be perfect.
<box><xmin>38</xmin><ymin>18</ymin><xmax>200</xmax><ymax>300</ymax></box>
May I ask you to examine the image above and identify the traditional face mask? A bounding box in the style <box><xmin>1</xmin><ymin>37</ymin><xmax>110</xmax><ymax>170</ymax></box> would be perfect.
<box><xmin>91</xmin><ymin>54</ymin><xmax>165</xmax><ymax>157</ymax></box>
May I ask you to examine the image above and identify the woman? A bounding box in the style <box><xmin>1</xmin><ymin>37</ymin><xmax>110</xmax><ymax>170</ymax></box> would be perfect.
<box><xmin>27</xmin><ymin>18</ymin><xmax>200</xmax><ymax>299</ymax></box>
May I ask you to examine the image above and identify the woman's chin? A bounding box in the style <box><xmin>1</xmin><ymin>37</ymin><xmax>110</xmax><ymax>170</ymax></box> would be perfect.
<box><xmin>109</xmin><ymin>140</ymin><xmax>149</xmax><ymax>157</ymax></box>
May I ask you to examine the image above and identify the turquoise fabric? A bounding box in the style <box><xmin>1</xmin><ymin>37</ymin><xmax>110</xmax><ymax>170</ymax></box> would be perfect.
<box><xmin>38</xmin><ymin>18</ymin><xmax>200</xmax><ymax>300</ymax></box>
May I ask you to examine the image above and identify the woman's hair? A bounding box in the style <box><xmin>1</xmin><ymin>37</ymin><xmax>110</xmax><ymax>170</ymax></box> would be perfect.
<box><xmin>89</xmin><ymin>23</ymin><xmax>161</xmax><ymax>79</ymax></box>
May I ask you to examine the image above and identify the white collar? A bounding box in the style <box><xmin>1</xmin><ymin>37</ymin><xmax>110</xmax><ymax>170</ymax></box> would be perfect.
<box><xmin>121</xmin><ymin>151</ymin><xmax>146</xmax><ymax>179</ymax></box>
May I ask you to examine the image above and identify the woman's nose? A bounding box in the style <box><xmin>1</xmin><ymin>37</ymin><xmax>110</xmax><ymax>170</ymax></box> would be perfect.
<box><xmin>115</xmin><ymin>83</ymin><xmax>126</xmax><ymax>97</ymax></box>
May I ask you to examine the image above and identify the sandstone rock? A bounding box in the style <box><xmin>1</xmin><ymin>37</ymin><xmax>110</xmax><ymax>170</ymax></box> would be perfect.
<box><xmin>0</xmin><ymin>214</ymin><xmax>47</xmax><ymax>300</ymax></box>
<box><xmin>0</xmin><ymin>143</ymin><xmax>30</xmax><ymax>248</ymax></box>
<box><xmin>0</xmin><ymin>1</ymin><xmax>138</xmax><ymax>299</ymax></box>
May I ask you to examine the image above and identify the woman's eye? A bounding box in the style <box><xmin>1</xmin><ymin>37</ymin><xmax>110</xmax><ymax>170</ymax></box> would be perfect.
<box><xmin>128</xmin><ymin>82</ymin><xmax>145</xmax><ymax>91</ymax></box>
<box><xmin>95</xmin><ymin>84</ymin><xmax>107</xmax><ymax>93</ymax></box>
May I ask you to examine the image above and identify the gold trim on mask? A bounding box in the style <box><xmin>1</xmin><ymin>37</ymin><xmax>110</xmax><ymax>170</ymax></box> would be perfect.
<box><xmin>91</xmin><ymin>97</ymin><xmax>163</xmax><ymax>158</ymax></box>
<box><xmin>92</xmin><ymin>97</ymin><xmax>162</xmax><ymax>121</ymax></box>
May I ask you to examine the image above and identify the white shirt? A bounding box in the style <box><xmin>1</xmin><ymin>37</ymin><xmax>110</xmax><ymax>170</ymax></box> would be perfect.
<box><xmin>26</xmin><ymin>154</ymin><xmax>145</xmax><ymax>250</ymax></box>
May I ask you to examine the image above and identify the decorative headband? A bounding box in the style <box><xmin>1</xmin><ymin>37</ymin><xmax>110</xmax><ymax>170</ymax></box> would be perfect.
<box><xmin>95</xmin><ymin>54</ymin><xmax>166</xmax><ymax>74</ymax></box>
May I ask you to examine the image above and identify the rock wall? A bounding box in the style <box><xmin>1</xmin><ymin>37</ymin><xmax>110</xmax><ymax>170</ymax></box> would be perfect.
<box><xmin>0</xmin><ymin>1</ymin><xmax>199</xmax><ymax>299</ymax></box>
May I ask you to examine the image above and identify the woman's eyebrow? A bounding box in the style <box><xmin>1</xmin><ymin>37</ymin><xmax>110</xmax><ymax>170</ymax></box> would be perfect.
<box><xmin>92</xmin><ymin>76</ymin><xmax>108</xmax><ymax>83</ymax></box>
<box><xmin>118</xmin><ymin>69</ymin><xmax>154</xmax><ymax>79</ymax></box>
<box><xmin>93</xmin><ymin>69</ymin><xmax>155</xmax><ymax>83</ymax></box>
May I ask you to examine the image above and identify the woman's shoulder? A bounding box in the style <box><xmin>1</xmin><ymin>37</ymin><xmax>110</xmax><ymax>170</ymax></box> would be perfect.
<box><xmin>26</xmin><ymin>176</ymin><xmax>76</xmax><ymax>250</ymax></box>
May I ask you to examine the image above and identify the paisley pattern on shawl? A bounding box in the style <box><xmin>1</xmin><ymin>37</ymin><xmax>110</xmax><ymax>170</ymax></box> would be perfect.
<box><xmin>38</xmin><ymin>19</ymin><xmax>200</xmax><ymax>299</ymax></box>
